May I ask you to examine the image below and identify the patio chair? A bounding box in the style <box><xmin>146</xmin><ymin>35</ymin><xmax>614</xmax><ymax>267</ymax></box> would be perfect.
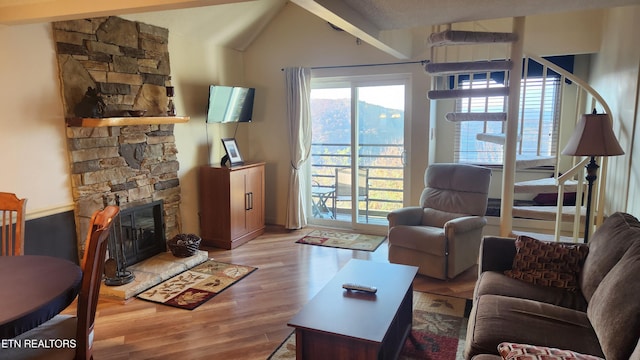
<box><xmin>333</xmin><ymin>167</ymin><xmax>370</xmax><ymax>221</ymax></box>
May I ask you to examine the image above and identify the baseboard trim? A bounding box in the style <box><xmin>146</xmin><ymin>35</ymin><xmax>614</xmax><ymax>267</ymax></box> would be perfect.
<box><xmin>26</xmin><ymin>203</ymin><xmax>75</xmax><ymax>220</ymax></box>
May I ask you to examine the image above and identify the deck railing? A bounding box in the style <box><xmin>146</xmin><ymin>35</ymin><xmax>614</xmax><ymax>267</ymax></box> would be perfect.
<box><xmin>310</xmin><ymin>143</ymin><xmax>404</xmax><ymax>222</ymax></box>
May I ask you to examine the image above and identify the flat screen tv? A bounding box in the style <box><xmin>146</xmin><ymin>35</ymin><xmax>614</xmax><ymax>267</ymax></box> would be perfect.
<box><xmin>206</xmin><ymin>85</ymin><xmax>255</xmax><ymax>123</ymax></box>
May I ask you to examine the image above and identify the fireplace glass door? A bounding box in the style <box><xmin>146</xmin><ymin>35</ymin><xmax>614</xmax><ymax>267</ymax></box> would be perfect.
<box><xmin>111</xmin><ymin>201</ymin><xmax>165</xmax><ymax>267</ymax></box>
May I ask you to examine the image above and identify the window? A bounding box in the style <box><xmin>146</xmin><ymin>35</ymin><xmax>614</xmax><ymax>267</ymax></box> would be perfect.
<box><xmin>454</xmin><ymin>76</ymin><xmax>561</xmax><ymax>165</ymax></box>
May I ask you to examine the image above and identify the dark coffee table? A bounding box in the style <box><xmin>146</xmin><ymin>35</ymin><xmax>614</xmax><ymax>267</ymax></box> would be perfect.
<box><xmin>288</xmin><ymin>259</ymin><xmax>418</xmax><ymax>359</ymax></box>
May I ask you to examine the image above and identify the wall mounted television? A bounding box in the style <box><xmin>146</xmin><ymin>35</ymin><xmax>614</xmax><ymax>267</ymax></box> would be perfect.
<box><xmin>206</xmin><ymin>85</ymin><xmax>255</xmax><ymax>123</ymax></box>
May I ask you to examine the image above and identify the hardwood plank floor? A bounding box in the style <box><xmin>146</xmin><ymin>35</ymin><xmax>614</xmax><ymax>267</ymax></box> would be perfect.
<box><xmin>68</xmin><ymin>226</ymin><xmax>477</xmax><ymax>360</ymax></box>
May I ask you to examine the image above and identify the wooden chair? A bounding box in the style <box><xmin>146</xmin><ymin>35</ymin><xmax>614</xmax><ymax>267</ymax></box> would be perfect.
<box><xmin>0</xmin><ymin>192</ymin><xmax>27</xmax><ymax>256</ymax></box>
<box><xmin>4</xmin><ymin>205</ymin><xmax>119</xmax><ymax>360</ymax></box>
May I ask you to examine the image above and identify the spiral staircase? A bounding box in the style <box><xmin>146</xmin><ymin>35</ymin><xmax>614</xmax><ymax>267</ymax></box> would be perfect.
<box><xmin>426</xmin><ymin>17</ymin><xmax>613</xmax><ymax>242</ymax></box>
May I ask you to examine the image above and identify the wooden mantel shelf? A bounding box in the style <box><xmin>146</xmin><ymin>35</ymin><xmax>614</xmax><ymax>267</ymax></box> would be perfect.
<box><xmin>66</xmin><ymin>116</ymin><xmax>189</xmax><ymax>127</ymax></box>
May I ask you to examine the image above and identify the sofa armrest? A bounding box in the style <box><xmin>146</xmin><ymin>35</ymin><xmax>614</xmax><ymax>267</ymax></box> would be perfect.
<box><xmin>478</xmin><ymin>236</ymin><xmax>517</xmax><ymax>274</ymax></box>
<box><xmin>387</xmin><ymin>206</ymin><xmax>423</xmax><ymax>227</ymax></box>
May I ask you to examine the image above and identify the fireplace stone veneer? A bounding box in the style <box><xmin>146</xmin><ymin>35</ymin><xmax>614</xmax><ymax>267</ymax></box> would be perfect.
<box><xmin>53</xmin><ymin>16</ymin><xmax>184</xmax><ymax>260</ymax></box>
<box><xmin>67</xmin><ymin>124</ymin><xmax>182</xmax><ymax>260</ymax></box>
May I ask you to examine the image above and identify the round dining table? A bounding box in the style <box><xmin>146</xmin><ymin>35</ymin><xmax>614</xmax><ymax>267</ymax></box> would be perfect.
<box><xmin>0</xmin><ymin>255</ymin><xmax>82</xmax><ymax>339</ymax></box>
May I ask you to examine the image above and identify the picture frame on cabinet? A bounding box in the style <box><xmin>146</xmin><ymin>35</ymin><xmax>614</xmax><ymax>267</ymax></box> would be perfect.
<box><xmin>221</xmin><ymin>138</ymin><xmax>244</xmax><ymax>166</ymax></box>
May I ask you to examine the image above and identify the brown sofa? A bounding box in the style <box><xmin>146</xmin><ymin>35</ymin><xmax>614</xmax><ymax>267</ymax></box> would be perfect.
<box><xmin>464</xmin><ymin>212</ymin><xmax>640</xmax><ymax>360</ymax></box>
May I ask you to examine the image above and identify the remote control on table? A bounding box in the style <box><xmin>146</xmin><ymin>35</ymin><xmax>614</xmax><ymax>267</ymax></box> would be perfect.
<box><xmin>342</xmin><ymin>283</ymin><xmax>377</xmax><ymax>293</ymax></box>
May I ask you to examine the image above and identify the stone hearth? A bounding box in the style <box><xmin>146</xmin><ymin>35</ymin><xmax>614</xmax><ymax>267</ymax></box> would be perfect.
<box><xmin>101</xmin><ymin>250</ymin><xmax>209</xmax><ymax>301</ymax></box>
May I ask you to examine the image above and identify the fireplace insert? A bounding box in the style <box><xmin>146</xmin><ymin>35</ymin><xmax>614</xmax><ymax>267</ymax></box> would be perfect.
<box><xmin>105</xmin><ymin>200</ymin><xmax>165</xmax><ymax>286</ymax></box>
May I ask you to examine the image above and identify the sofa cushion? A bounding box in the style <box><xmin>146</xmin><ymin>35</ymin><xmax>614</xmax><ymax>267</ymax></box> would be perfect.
<box><xmin>387</xmin><ymin>225</ymin><xmax>445</xmax><ymax>256</ymax></box>
<box><xmin>505</xmin><ymin>236</ymin><xmax>588</xmax><ymax>290</ymax></box>
<box><xmin>420</xmin><ymin>163</ymin><xmax>491</xmax><ymax>216</ymax></box>
<box><xmin>587</xmin><ymin>241</ymin><xmax>640</xmax><ymax>360</ymax></box>
<box><xmin>497</xmin><ymin>342</ymin><xmax>604</xmax><ymax>360</ymax></box>
<box><xmin>464</xmin><ymin>294</ymin><xmax>604</xmax><ymax>359</ymax></box>
<box><xmin>421</xmin><ymin>207</ymin><xmax>465</xmax><ymax>227</ymax></box>
<box><xmin>580</xmin><ymin>212</ymin><xmax>640</xmax><ymax>301</ymax></box>
<box><xmin>475</xmin><ymin>271</ymin><xmax>588</xmax><ymax>311</ymax></box>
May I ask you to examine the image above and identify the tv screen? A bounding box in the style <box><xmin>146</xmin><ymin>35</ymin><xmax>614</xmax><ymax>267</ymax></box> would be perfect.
<box><xmin>206</xmin><ymin>85</ymin><xmax>255</xmax><ymax>123</ymax></box>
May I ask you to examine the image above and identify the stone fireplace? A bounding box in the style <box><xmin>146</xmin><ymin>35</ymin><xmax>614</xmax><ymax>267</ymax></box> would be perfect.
<box><xmin>66</xmin><ymin>123</ymin><xmax>182</xmax><ymax>260</ymax></box>
<box><xmin>53</xmin><ymin>16</ymin><xmax>183</xmax><ymax>258</ymax></box>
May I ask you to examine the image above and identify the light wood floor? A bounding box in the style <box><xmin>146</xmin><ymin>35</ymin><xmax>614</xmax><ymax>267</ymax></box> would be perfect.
<box><xmin>68</xmin><ymin>226</ymin><xmax>477</xmax><ymax>360</ymax></box>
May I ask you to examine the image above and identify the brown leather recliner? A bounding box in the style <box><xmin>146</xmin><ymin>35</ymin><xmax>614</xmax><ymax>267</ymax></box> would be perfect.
<box><xmin>387</xmin><ymin>163</ymin><xmax>491</xmax><ymax>280</ymax></box>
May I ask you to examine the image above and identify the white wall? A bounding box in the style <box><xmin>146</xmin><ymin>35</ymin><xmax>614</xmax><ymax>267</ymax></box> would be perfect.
<box><xmin>243</xmin><ymin>3</ymin><xmax>432</xmax><ymax>225</ymax></box>
<box><xmin>0</xmin><ymin>15</ymin><xmax>246</xmax><ymax>235</ymax></box>
<box><xmin>1</xmin><ymin>4</ymin><xmax>637</xmax><ymax>235</ymax></box>
<box><xmin>122</xmin><ymin>13</ymin><xmax>248</xmax><ymax>234</ymax></box>
<box><xmin>0</xmin><ymin>23</ymin><xmax>73</xmax><ymax>218</ymax></box>
<box><xmin>589</xmin><ymin>5</ymin><xmax>640</xmax><ymax>218</ymax></box>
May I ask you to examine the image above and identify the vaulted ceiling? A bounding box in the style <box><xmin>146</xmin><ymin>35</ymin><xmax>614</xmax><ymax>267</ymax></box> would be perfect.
<box><xmin>1</xmin><ymin>0</ymin><xmax>639</xmax><ymax>57</ymax></box>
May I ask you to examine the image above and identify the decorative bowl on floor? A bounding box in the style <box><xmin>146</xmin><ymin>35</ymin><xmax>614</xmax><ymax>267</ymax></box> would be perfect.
<box><xmin>167</xmin><ymin>233</ymin><xmax>201</xmax><ymax>257</ymax></box>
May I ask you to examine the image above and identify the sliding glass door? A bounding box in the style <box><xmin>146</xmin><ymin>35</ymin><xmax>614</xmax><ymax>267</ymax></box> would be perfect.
<box><xmin>309</xmin><ymin>76</ymin><xmax>407</xmax><ymax>230</ymax></box>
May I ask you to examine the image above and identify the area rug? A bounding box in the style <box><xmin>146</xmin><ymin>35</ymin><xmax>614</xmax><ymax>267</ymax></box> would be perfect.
<box><xmin>136</xmin><ymin>260</ymin><xmax>257</xmax><ymax>310</ymax></box>
<box><xmin>268</xmin><ymin>292</ymin><xmax>472</xmax><ymax>360</ymax></box>
<box><xmin>296</xmin><ymin>229</ymin><xmax>386</xmax><ymax>251</ymax></box>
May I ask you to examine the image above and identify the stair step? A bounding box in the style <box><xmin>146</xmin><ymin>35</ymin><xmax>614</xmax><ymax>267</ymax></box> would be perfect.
<box><xmin>425</xmin><ymin>60</ymin><xmax>513</xmax><ymax>75</ymax></box>
<box><xmin>428</xmin><ymin>87</ymin><xmax>509</xmax><ymax>100</ymax></box>
<box><xmin>513</xmin><ymin>205</ymin><xmax>586</xmax><ymax>223</ymax></box>
<box><xmin>429</xmin><ymin>30</ymin><xmax>518</xmax><ymax>47</ymax></box>
<box><xmin>476</xmin><ymin>133</ymin><xmax>517</xmax><ymax>145</ymax></box>
<box><xmin>514</xmin><ymin>178</ymin><xmax>578</xmax><ymax>193</ymax></box>
<box><xmin>446</xmin><ymin>112</ymin><xmax>507</xmax><ymax>122</ymax></box>
<box><xmin>515</xmin><ymin>156</ymin><xmax>556</xmax><ymax>169</ymax></box>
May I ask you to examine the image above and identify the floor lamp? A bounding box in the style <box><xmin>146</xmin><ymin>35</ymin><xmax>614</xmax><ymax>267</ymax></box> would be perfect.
<box><xmin>561</xmin><ymin>111</ymin><xmax>624</xmax><ymax>242</ymax></box>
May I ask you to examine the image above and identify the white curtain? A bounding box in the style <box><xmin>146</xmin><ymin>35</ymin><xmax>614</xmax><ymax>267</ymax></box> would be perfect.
<box><xmin>284</xmin><ymin>67</ymin><xmax>312</xmax><ymax>229</ymax></box>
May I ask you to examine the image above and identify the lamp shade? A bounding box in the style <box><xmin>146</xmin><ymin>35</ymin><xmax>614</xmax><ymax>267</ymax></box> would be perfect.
<box><xmin>561</xmin><ymin>113</ymin><xmax>624</xmax><ymax>157</ymax></box>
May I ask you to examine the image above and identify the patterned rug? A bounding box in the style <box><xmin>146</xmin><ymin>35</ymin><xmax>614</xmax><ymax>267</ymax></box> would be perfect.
<box><xmin>137</xmin><ymin>260</ymin><xmax>256</xmax><ymax>310</ymax></box>
<box><xmin>268</xmin><ymin>292</ymin><xmax>472</xmax><ymax>360</ymax></box>
<box><xmin>295</xmin><ymin>229</ymin><xmax>386</xmax><ymax>251</ymax></box>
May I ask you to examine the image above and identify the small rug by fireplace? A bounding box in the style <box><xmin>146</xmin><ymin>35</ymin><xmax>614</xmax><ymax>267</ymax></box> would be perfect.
<box><xmin>268</xmin><ymin>292</ymin><xmax>472</xmax><ymax>360</ymax></box>
<box><xmin>137</xmin><ymin>260</ymin><xmax>257</xmax><ymax>310</ymax></box>
<box><xmin>296</xmin><ymin>229</ymin><xmax>386</xmax><ymax>251</ymax></box>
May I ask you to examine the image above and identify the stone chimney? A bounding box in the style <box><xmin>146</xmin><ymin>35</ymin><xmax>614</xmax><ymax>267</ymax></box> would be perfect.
<box><xmin>53</xmin><ymin>16</ymin><xmax>182</xmax><ymax>258</ymax></box>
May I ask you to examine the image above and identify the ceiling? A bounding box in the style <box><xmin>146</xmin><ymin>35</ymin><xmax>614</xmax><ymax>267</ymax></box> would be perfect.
<box><xmin>339</xmin><ymin>0</ymin><xmax>640</xmax><ymax>30</ymax></box>
<box><xmin>1</xmin><ymin>0</ymin><xmax>639</xmax><ymax>56</ymax></box>
<box><xmin>291</xmin><ymin>0</ymin><xmax>640</xmax><ymax>58</ymax></box>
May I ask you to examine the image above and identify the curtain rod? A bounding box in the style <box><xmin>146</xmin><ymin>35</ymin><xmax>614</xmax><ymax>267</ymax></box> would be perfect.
<box><xmin>281</xmin><ymin>60</ymin><xmax>427</xmax><ymax>71</ymax></box>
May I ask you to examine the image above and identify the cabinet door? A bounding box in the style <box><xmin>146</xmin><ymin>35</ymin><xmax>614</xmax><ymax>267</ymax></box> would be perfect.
<box><xmin>244</xmin><ymin>165</ymin><xmax>264</xmax><ymax>232</ymax></box>
<box><xmin>229</xmin><ymin>169</ymin><xmax>247</xmax><ymax>239</ymax></box>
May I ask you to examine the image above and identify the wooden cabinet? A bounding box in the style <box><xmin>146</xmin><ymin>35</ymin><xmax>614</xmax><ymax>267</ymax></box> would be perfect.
<box><xmin>198</xmin><ymin>162</ymin><xmax>265</xmax><ymax>249</ymax></box>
